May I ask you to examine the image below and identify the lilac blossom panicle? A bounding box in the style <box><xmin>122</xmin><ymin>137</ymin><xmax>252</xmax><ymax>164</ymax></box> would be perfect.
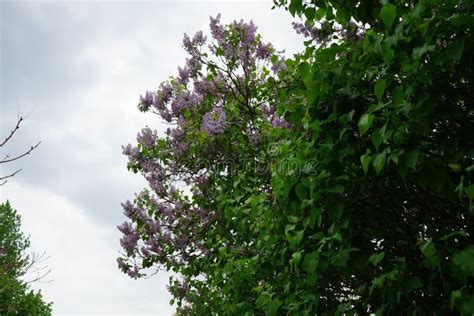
<box><xmin>232</xmin><ymin>19</ymin><xmax>257</xmax><ymax>48</ymax></box>
<box><xmin>256</xmin><ymin>42</ymin><xmax>273</xmax><ymax>59</ymax></box>
<box><xmin>272</xmin><ymin>115</ymin><xmax>291</xmax><ymax>129</ymax></box>
<box><xmin>138</xmin><ymin>91</ymin><xmax>154</xmax><ymax>112</ymax></box>
<box><xmin>201</xmin><ymin>107</ymin><xmax>229</xmax><ymax>135</ymax></box>
<box><xmin>183</xmin><ymin>30</ymin><xmax>207</xmax><ymax>56</ymax></box>
<box><xmin>210</xmin><ymin>14</ymin><xmax>224</xmax><ymax>44</ymax></box>
<box><xmin>136</xmin><ymin>127</ymin><xmax>157</xmax><ymax>149</ymax></box>
<box><xmin>122</xmin><ymin>144</ymin><xmax>140</xmax><ymax>163</ymax></box>
<box><xmin>177</xmin><ymin>66</ymin><xmax>191</xmax><ymax>85</ymax></box>
<box><xmin>118</xmin><ymin>221</ymin><xmax>139</xmax><ymax>254</ymax></box>
<box><xmin>128</xmin><ymin>264</ymin><xmax>140</xmax><ymax>279</ymax></box>
<box><xmin>291</xmin><ymin>21</ymin><xmax>328</xmax><ymax>43</ymax></box>
<box><xmin>153</xmin><ymin>82</ymin><xmax>173</xmax><ymax>111</ymax></box>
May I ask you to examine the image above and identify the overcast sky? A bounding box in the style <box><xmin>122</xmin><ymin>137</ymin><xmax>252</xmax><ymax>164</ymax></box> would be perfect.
<box><xmin>0</xmin><ymin>1</ymin><xmax>302</xmax><ymax>314</ymax></box>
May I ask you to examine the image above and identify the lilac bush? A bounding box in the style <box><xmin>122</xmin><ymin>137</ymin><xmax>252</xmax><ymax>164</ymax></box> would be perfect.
<box><xmin>118</xmin><ymin>15</ymin><xmax>289</xmax><ymax>314</ymax></box>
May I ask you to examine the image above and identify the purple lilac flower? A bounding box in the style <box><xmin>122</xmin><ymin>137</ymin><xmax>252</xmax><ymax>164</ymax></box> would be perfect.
<box><xmin>117</xmin><ymin>221</ymin><xmax>134</xmax><ymax>235</ymax></box>
<box><xmin>121</xmin><ymin>200</ymin><xmax>135</xmax><ymax>218</ymax></box>
<box><xmin>182</xmin><ymin>33</ymin><xmax>192</xmax><ymax>51</ymax></box>
<box><xmin>153</xmin><ymin>83</ymin><xmax>173</xmax><ymax>111</ymax></box>
<box><xmin>136</xmin><ymin>127</ymin><xmax>157</xmax><ymax>149</ymax></box>
<box><xmin>183</xmin><ymin>31</ymin><xmax>207</xmax><ymax>56</ymax></box>
<box><xmin>127</xmin><ymin>264</ymin><xmax>140</xmax><ymax>278</ymax></box>
<box><xmin>159</xmin><ymin>109</ymin><xmax>173</xmax><ymax>122</ymax></box>
<box><xmin>147</xmin><ymin>219</ymin><xmax>161</xmax><ymax>234</ymax></box>
<box><xmin>138</xmin><ymin>91</ymin><xmax>154</xmax><ymax>111</ymax></box>
<box><xmin>122</xmin><ymin>144</ymin><xmax>140</xmax><ymax>163</ymax></box>
<box><xmin>171</xmin><ymin>91</ymin><xmax>203</xmax><ymax>116</ymax></box>
<box><xmin>201</xmin><ymin>107</ymin><xmax>229</xmax><ymax>135</ymax></box>
<box><xmin>118</xmin><ymin>222</ymin><xmax>139</xmax><ymax>254</ymax></box>
<box><xmin>292</xmin><ymin>21</ymin><xmax>328</xmax><ymax>43</ymax></box>
<box><xmin>256</xmin><ymin>42</ymin><xmax>273</xmax><ymax>59</ymax></box>
<box><xmin>192</xmin><ymin>31</ymin><xmax>207</xmax><ymax>46</ymax></box>
<box><xmin>272</xmin><ymin>115</ymin><xmax>291</xmax><ymax>129</ymax></box>
<box><xmin>232</xmin><ymin>19</ymin><xmax>257</xmax><ymax>47</ymax></box>
<box><xmin>210</xmin><ymin>14</ymin><xmax>224</xmax><ymax>43</ymax></box>
<box><xmin>177</xmin><ymin>66</ymin><xmax>191</xmax><ymax>85</ymax></box>
<box><xmin>194</xmin><ymin>79</ymin><xmax>214</xmax><ymax>95</ymax></box>
<box><xmin>146</xmin><ymin>175</ymin><xmax>165</xmax><ymax>196</ymax></box>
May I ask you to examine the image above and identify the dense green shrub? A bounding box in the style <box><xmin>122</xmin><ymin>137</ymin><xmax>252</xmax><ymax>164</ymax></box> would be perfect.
<box><xmin>119</xmin><ymin>1</ymin><xmax>473</xmax><ymax>314</ymax></box>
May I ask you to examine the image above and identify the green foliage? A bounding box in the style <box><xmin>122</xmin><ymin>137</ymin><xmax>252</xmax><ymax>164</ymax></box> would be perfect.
<box><xmin>268</xmin><ymin>0</ymin><xmax>473</xmax><ymax>314</ymax></box>
<box><xmin>0</xmin><ymin>202</ymin><xmax>52</xmax><ymax>315</ymax></box>
<box><xmin>124</xmin><ymin>1</ymin><xmax>473</xmax><ymax>314</ymax></box>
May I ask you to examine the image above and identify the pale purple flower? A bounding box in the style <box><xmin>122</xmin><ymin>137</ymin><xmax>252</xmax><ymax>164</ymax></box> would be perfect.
<box><xmin>272</xmin><ymin>116</ymin><xmax>291</xmax><ymax>128</ymax></box>
<box><xmin>136</xmin><ymin>127</ymin><xmax>157</xmax><ymax>149</ymax></box>
<box><xmin>118</xmin><ymin>222</ymin><xmax>139</xmax><ymax>254</ymax></box>
<box><xmin>139</xmin><ymin>91</ymin><xmax>154</xmax><ymax>111</ymax></box>
<box><xmin>256</xmin><ymin>42</ymin><xmax>273</xmax><ymax>59</ymax></box>
<box><xmin>201</xmin><ymin>107</ymin><xmax>229</xmax><ymax>135</ymax></box>
<box><xmin>153</xmin><ymin>83</ymin><xmax>173</xmax><ymax>111</ymax></box>
<box><xmin>159</xmin><ymin>109</ymin><xmax>173</xmax><ymax>122</ymax></box>
<box><xmin>177</xmin><ymin>66</ymin><xmax>191</xmax><ymax>85</ymax></box>
<box><xmin>210</xmin><ymin>14</ymin><xmax>224</xmax><ymax>43</ymax></box>
<box><xmin>127</xmin><ymin>264</ymin><xmax>140</xmax><ymax>278</ymax></box>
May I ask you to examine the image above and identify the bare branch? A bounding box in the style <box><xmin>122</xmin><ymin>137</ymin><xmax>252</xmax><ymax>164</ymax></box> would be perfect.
<box><xmin>0</xmin><ymin>116</ymin><xmax>23</xmax><ymax>147</ymax></box>
<box><xmin>0</xmin><ymin>141</ymin><xmax>41</xmax><ymax>164</ymax></box>
<box><xmin>0</xmin><ymin>169</ymin><xmax>22</xmax><ymax>186</ymax></box>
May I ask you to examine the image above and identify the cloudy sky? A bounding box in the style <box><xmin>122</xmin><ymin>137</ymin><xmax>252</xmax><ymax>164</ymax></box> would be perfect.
<box><xmin>0</xmin><ymin>1</ymin><xmax>302</xmax><ymax>314</ymax></box>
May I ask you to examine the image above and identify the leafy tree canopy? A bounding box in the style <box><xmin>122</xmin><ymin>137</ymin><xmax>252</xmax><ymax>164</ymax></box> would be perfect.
<box><xmin>0</xmin><ymin>202</ymin><xmax>52</xmax><ymax>315</ymax></box>
<box><xmin>119</xmin><ymin>1</ymin><xmax>473</xmax><ymax>314</ymax></box>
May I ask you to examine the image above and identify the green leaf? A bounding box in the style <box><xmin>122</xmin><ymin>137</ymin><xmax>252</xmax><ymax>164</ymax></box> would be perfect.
<box><xmin>331</xmin><ymin>249</ymin><xmax>353</xmax><ymax>267</ymax></box>
<box><xmin>452</xmin><ymin>245</ymin><xmax>474</xmax><ymax>277</ymax></box>
<box><xmin>295</xmin><ymin>183</ymin><xmax>308</xmax><ymax>200</ymax></box>
<box><xmin>372</xmin><ymin>125</ymin><xmax>386</xmax><ymax>150</ymax></box>
<box><xmin>406</xmin><ymin>149</ymin><xmax>420</xmax><ymax>170</ymax></box>
<box><xmin>369</xmin><ymin>252</ymin><xmax>385</xmax><ymax>266</ymax></box>
<box><xmin>292</xmin><ymin>251</ymin><xmax>302</xmax><ymax>267</ymax></box>
<box><xmin>382</xmin><ymin>43</ymin><xmax>394</xmax><ymax>65</ymax></box>
<box><xmin>380</xmin><ymin>4</ymin><xmax>397</xmax><ymax>29</ymax></box>
<box><xmin>465</xmin><ymin>185</ymin><xmax>474</xmax><ymax>200</ymax></box>
<box><xmin>315</xmin><ymin>7</ymin><xmax>326</xmax><ymax>20</ymax></box>
<box><xmin>327</xmin><ymin>184</ymin><xmax>344</xmax><ymax>194</ymax></box>
<box><xmin>449</xmin><ymin>163</ymin><xmax>462</xmax><ymax>173</ymax></box>
<box><xmin>413</xmin><ymin>44</ymin><xmax>435</xmax><ymax>59</ymax></box>
<box><xmin>360</xmin><ymin>152</ymin><xmax>372</xmax><ymax>174</ymax></box>
<box><xmin>404</xmin><ymin>276</ymin><xmax>423</xmax><ymax>292</ymax></box>
<box><xmin>302</xmin><ymin>251</ymin><xmax>319</xmax><ymax>273</ymax></box>
<box><xmin>374</xmin><ymin>79</ymin><xmax>386</xmax><ymax>101</ymax></box>
<box><xmin>373</xmin><ymin>150</ymin><xmax>387</xmax><ymax>174</ymax></box>
<box><xmin>304</xmin><ymin>8</ymin><xmax>316</xmax><ymax>20</ymax></box>
<box><xmin>445</xmin><ymin>36</ymin><xmax>465</xmax><ymax>61</ymax></box>
<box><xmin>358</xmin><ymin>113</ymin><xmax>374</xmax><ymax>136</ymax></box>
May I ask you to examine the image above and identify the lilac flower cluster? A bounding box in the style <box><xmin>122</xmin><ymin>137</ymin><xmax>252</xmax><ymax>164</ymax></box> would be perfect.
<box><xmin>292</xmin><ymin>21</ymin><xmax>332</xmax><ymax>43</ymax></box>
<box><xmin>118</xmin><ymin>14</ymin><xmax>290</xmax><ymax>302</ymax></box>
<box><xmin>138</xmin><ymin>91</ymin><xmax>154</xmax><ymax>112</ymax></box>
<box><xmin>136</xmin><ymin>127</ymin><xmax>157</xmax><ymax>149</ymax></box>
<box><xmin>292</xmin><ymin>20</ymin><xmax>364</xmax><ymax>44</ymax></box>
<box><xmin>201</xmin><ymin>107</ymin><xmax>229</xmax><ymax>135</ymax></box>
